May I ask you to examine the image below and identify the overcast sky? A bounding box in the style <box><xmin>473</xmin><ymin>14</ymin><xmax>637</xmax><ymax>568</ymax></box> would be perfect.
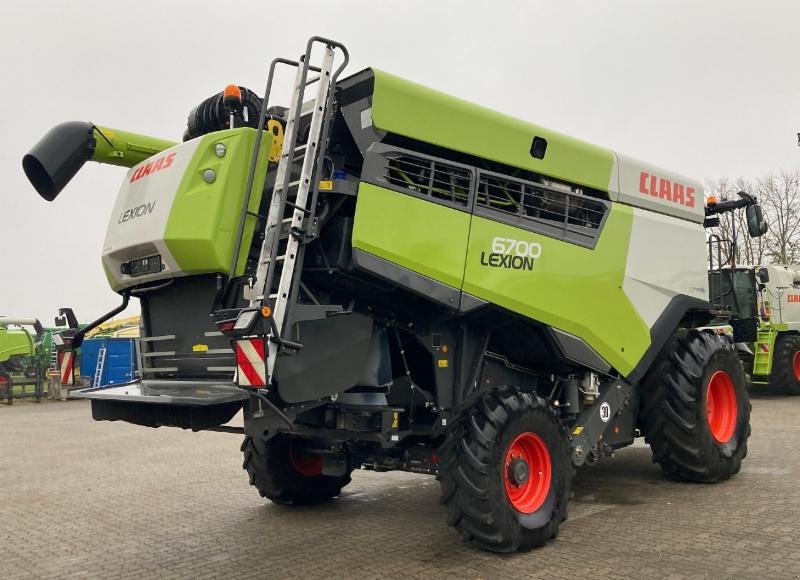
<box><xmin>1</xmin><ymin>0</ymin><xmax>798</xmax><ymax>324</ymax></box>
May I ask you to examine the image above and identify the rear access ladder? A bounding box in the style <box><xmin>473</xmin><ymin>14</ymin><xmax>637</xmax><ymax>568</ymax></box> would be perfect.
<box><xmin>233</xmin><ymin>37</ymin><xmax>349</xmax><ymax>384</ymax></box>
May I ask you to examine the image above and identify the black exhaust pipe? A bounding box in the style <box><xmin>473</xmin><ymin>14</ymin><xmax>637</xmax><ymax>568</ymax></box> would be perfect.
<box><xmin>22</xmin><ymin>121</ymin><xmax>95</xmax><ymax>201</ymax></box>
<box><xmin>23</xmin><ymin>123</ymin><xmax>176</xmax><ymax>201</ymax></box>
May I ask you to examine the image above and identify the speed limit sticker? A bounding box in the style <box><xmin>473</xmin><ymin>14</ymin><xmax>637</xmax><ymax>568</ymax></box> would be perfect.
<box><xmin>599</xmin><ymin>402</ymin><xmax>611</xmax><ymax>423</ymax></box>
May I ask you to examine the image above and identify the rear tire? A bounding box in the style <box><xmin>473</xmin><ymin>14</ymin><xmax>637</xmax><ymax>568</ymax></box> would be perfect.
<box><xmin>242</xmin><ymin>435</ymin><xmax>352</xmax><ymax>505</ymax></box>
<box><xmin>640</xmin><ymin>330</ymin><xmax>750</xmax><ymax>482</ymax></box>
<box><xmin>769</xmin><ymin>334</ymin><xmax>800</xmax><ymax>395</ymax></box>
<box><xmin>438</xmin><ymin>386</ymin><xmax>570</xmax><ymax>553</ymax></box>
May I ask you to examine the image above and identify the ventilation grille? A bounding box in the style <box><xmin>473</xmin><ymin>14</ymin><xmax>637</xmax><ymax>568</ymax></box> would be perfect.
<box><xmin>477</xmin><ymin>173</ymin><xmax>607</xmax><ymax>245</ymax></box>
<box><xmin>385</xmin><ymin>155</ymin><xmax>472</xmax><ymax>207</ymax></box>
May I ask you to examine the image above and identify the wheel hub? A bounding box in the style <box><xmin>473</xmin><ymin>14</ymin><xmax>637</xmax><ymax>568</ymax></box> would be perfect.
<box><xmin>503</xmin><ymin>432</ymin><xmax>552</xmax><ymax>514</ymax></box>
<box><xmin>507</xmin><ymin>458</ymin><xmax>530</xmax><ymax>485</ymax></box>
<box><xmin>792</xmin><ymin>351</ymin><xmax>800</xmax><ymax>382</ymax></box>
<box><xmin>706</xmin><ymin>370</ymin><xmax>738</xmax><ymax>444</ymax></box>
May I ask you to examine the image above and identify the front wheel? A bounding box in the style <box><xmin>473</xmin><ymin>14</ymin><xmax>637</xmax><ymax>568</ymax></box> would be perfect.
<box><xmin>640</xmin><ymin>330</ymin><xmax>750</xmax><ymax>482</ymax></box>
<box><xmin>769</xmin><ymin>334</ymin><xmax>800</xmax><ymax>395</ymax></box>
<box><xmin>438</xmin><ymin>387</ymin><xmax>570</xmax><ymax>553</ymax></box>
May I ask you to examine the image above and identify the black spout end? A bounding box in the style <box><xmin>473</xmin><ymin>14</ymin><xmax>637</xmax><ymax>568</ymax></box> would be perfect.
<box><xmin>22</xmin><ymin>121</ymin><xmax>96</xmax><ymax>201</ymax></box>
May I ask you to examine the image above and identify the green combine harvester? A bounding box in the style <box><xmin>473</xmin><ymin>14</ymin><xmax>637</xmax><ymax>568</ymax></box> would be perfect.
<box><xmin>0</xmin><ymin>317</ymin><xmax>44</xmax><ymax>401</ymax></box>
<box><xmin>23</xmin><ymin>37</ymin><xmax>767</xmax><ymax>552</ymax></box>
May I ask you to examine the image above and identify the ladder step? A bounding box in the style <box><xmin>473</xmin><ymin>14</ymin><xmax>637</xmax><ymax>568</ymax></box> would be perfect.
<box><xmin>306</xmin><ymin>75</ymin><xmax>320</xmax><ymax>86</ymax></box>
<box><xmin>283</xmin><ymin>144</ymin><xmax>307</xmax><ymax>159</ymax></box>
<box><xmin>261</xmin><ymin>254</ymin><xmax>287</xmax><ymax>265</ymax></box>
<box><xmin>274</xmin><ymin>180</ymin><xmax>302</xmax><ymax>192</ymax></box>
<box><xmin>285</xmin><ymin>200</ymin><xmax>311</xmax><ymax>214</ymax></box>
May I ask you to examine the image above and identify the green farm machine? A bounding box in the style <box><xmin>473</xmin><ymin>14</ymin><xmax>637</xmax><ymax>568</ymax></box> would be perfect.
<box><xmin>0</xmin><ymin>317</ymin><xmax>44</xmax><ymax>402</ymax></box>
<box><xmin>23</xmin><ymin>37</ymin><xmax>767</xmax><ymax>552</ymax></box>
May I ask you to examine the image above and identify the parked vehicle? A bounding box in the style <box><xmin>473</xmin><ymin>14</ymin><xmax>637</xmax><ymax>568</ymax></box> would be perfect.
<box><xmin>24</xmin><ymin>37</ymin><xmax>767</xmax><ymax>552</ymax></box>
<box><xmin>709</xmin><ymin>260</ymin><xmax>800</xmax><ymax>395</ymax></box>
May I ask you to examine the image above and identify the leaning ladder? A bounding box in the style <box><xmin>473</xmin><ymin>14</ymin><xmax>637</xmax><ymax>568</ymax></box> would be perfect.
<box><xmin>235</xmin><ymin>37</ymin><xmax>348</xmax><ymax>384</ymax></box>
<box><xmin>92</xmin><ymin>346</ymin><xmax>107</xmax><ymax>388</ymax></box>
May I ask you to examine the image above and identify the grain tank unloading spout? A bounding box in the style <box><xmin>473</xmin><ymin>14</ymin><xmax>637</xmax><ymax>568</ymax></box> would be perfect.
<box><xmin>22</xmin><ymin>122</ymin><xmax>176</xmax><ymax>201</ymax></box>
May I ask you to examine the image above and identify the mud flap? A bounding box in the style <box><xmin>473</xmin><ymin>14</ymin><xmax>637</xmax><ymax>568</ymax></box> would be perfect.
<box><xmin>73</xmin><ymin>380</ymin><xmax>247</xmax><ymax>430</ymax></box>
<box><xmin>275</xmin><ymin>313</ymin><xmax>379</xmax><ymax>404</ymax></box>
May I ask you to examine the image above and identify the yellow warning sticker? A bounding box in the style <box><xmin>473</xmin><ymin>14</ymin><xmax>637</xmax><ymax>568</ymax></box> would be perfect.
<box><xmin>437</xmin><ymin>359</ymin><xmax>448</xmax><ymax>368</ymax></box>
<box><xmin>572</xmin><ymin>426</ymin><xmax>584</xmax><ymax>435</ymax></box>
<box><xmin>192</xmin><ymin>344</ymin><xmax>209</xmax><ymax>352</ymax></box>
<box><xmin>319</xmin><ymin>180</ymin><xmax>333</xmax><ymax>191</ymax></box>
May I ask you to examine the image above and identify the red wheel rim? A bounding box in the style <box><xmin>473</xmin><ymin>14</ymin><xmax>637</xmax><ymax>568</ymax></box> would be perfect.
<box><xmin>290</xmin><ymin>453</ymin><xmax>322</xmax><ymax>476</ymax></box>
<box><xmin>793</xmin><ymin>351</ymin><xmax>800</xmax><ymax>381</ymax></box>
<box><xmin>706</xmin><ymin>370</ymin><xmax>737</xmax><ymax>444</ymax></box>
<box><xmin>289</xmin><ymin>445</ymin><xmax>323</xmax><ymax>477</ymax></box>
<box><xmin>503</xmin><ymin>432</ymin><xmax>552</xmax><ymax>513</ymax></box>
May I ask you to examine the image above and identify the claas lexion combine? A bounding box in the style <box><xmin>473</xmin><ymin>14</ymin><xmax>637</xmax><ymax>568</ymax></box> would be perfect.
<box><xmin>23</xmin><ymin>38</ymin><xmax>767</xmax><ymax>552</ymax></box>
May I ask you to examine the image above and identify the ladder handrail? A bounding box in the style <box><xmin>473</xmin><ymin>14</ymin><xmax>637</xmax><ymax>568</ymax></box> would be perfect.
<box><xmin>250</xmin><ymin>57</ymin><xmax>314</xmax><ymax>307</ymax></box>
<box><xmin>248</xmin><ymin>40</ymin><xmax>346</xmax><ymax>308</ymax></box>
<box><xmin>305</xmin><ymin>36</ymin><xmax>349</xmax><ymax>83</ymax></box>
<box><xmin>219</xmin><ymin>37</ymin><xmax>348</xmax><ymax>387</ymax></box>
<box><xmin>267</xmin><ymin>47</ymin><xmax>336</xmax><ymax>331</ymax></box>
<box><xmin>227</xmin><ymin>38</ymin><xmax>348</xmax><ymax>289</ymax></box>
<box><xmin>228</xmin><ymin>57</ymin><xmax>303</xmax><ymax>280</ymax></box>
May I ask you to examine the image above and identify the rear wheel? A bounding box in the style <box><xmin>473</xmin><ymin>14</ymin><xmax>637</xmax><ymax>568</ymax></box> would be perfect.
<box><xmin>438</xmin><ymin>386</ymin><xmax>570</xmax><ymax>553</ymax></box>
<box><xmin>769</xmin><ymin>334</ymin><xmax>800</xmax><ymax>395</ymax></box>
<box><xmin>640</xmin><ymin>330</ymin><xmax>750</xmax><ymax>482</ymax></box>
<box><xmin>242</xmin><ymin>435</ymin><xmax>352</xmax><ymax>505</ymax></box>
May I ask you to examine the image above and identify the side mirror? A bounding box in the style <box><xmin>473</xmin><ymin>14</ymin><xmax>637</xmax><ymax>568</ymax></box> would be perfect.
<box><xmin>746</xmin><ymin>204</ymin><xmax>768</xmax><ymax>237</ymax></box>
<box><xmin>757</xmin><ymin>267</ymin><xmax>770</xmax><ymax>284</ymax></box>
<box><xmin>55</xmin><ymin>308</ymin><xmax>79</xmax><ymax>329</ymax></box>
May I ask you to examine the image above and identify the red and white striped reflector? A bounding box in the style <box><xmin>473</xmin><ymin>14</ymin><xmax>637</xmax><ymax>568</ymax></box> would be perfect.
<box><xmin>760</xmin><ymin>344</ymin><xmax>770</xmax><ymax>353</ymax></box>
<box><xmin>58</xmin><ymin>351</ymin><xmax>74</xmax><ymax>386</ymax></box>
<box><xmin>236</xmin><ymin>338</ymin><xmax>267</xmax><ymax>388</ymax></box>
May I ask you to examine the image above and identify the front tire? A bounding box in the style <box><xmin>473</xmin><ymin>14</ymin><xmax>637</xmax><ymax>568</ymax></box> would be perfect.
<box><xmin>438</xmin><ymin>386</ymin><xmax>570</xmax><ymax>553</ymax></box>
<box><xmin>640</xmin><ymin>330</ymin><xmax>750</xmax><ymax>482</ymax></box>
<box><xmin>242</xmin><ymin>435</ymin><xmax>352</xmax><ymax>505</ymax></box>
<box><xmin>769</xmin><ymin>334</ymin><xmax>800</xmax><ymax>395</ymax></box>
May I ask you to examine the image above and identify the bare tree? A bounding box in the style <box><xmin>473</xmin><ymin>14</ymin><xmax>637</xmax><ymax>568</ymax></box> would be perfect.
<box><xmin>706</xmin><ymin>177</ymin><xmax>766</xmax><ymax>267</ymax></box>
<box><xmin>759</xmin><ymin>170</ymin><xmax>800</xmax><ymax>265</ymax></box>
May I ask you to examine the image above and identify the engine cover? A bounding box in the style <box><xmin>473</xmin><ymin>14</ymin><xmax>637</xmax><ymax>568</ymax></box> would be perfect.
<box><xmin>101</xmin><ymin>127</ymin><xmax>272</xmax><ymax>291</ymax></box>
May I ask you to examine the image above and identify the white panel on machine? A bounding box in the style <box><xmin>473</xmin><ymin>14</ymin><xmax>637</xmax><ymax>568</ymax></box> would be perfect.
<box><xmin>102</xmin><ymin>139</ymin><xmax>201</xmax><ymax>288</ymax></box>
<box><xmin>610</xmin><ymin>152</ymin><xmax>705</xmax><ymax>225</ymax></box>
<box><xmin>623</xmin><ymin>208</ymin><xmax>708</xmax><ymax>328</ymax></box>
